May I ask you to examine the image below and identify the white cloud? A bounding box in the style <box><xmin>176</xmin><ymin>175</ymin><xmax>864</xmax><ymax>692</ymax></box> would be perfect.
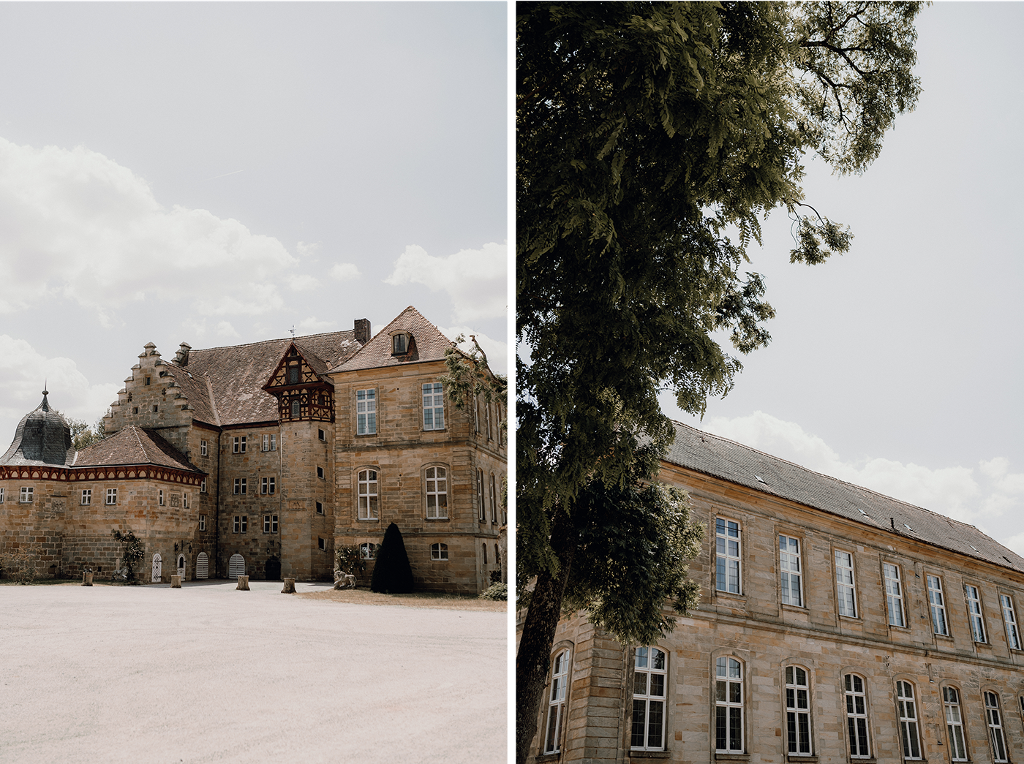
<box><xmin>287</xmin><ymin>274</ymin><xmax>321</xmax><ymax>292</ymax></box>
<box><xmin>215</xmin><ymin>321</ymin><xmax>239</xmax><ymax>339</ymax></box>
<box><xmin>296</xmin><ymin>241</ymin><xmax>320</xmax><ymax>257</ymax></box>
<box><xmin>330</xmin><ymin>263</ymin><xmax>361</xmax><ymax>281</ymax></box>
<box><xmin>0</xmin><ymin>335</ymin><xmax>119</xmax><ymax>428</ymax></box>
<box><xmin>297</xmin><ymin>316</ymin><xmax>337</xmax><ymax>334</ymax></box>
<box><xmin>384</xmin><ymin>242</ymin><xmax>507</xmax><ymax>322</ymax></box>
<box><xmin>438</xmin><ymin>326</ymin><xmax>508</xmax><ymax>376</ymax></box>
<box><xmin>0</xmin><ymin>136</ymin><xmax>305</xmax><ymax>321</ymax></box>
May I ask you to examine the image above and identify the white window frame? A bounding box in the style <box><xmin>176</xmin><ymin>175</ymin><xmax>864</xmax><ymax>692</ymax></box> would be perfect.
<box><xmin>261</xmin><ymin>477</ymin><xmax>276</xmax><ymax>495</ymax></box>
<box><xmin>715</xmin><ymin>518</ymin><xmax>741</xmax><ymax>594</ymax></box>
<box><xmin>20</xmin><ymin>486</ymin><xmax>33</xmax><ymax>503</ymax></box>
<box><xmin>200</xmin><ymin>479</ymin><xmax>207</xmax><ymax>493</ymax></box>
<box><xmin>199</xmin><ymin>514</ymin><xmax>206</xmax><ymax>532</ymax></box>
<box><xmin>358</xmin><ymin>469</ymin><xmax>379</xmax><ymax>520</ymax></box>
<box><xmin>356</xmin><ymin>388</ymin><xmax>377</xmax><ymax>435</ymax></box>
<box><xmin>985</xmin><ymin>691</ymin><xmax>1008</xmax><ymax>763</ymax></box>
<box><xmin>785</xmin><ymin>666</ymin><xmax>813</xmax><ymax>755</ymax></box>
<box><xmin>425</xmin><ymin>466</ymin><xmax>449</xmax><ymax>519</ymax></box>
<box><xmin>896</xmin><ymin>680</ymin><xmax>922</xmax><ymax>760</ymax></box>
<box><xmin>883</xmin><ymin>563</ymin><xmax>905</xmax><ymax>627</ymax></box>
<box><xmin>631</xmin><ymin>647</ymin><xmax>667</xmax><ymax>751</ymax></box>
<box><xmin>943</xmin><ymin>686</ymin><xmax>968</xmax><ymax>762</ymax></box>
<box><xmin>844</xmin><ymin>674</ymin><xmax>870</xmax><ymax>759</ymax></box>
<box><xmin>1000</xmin><ymin>594</ymin><xmax>1021</xmax><ymax>650</ymax></box>
<box><xmin>316</xmin><ymin>501</ymin><xmax>324</xmax><ymax>515</ymax></box>
<box><xmin>80</xmin><ymin>489</ymin><xmax>91</xmax><ymax>506</ymax></box>
<box><xmin>105</xmin><ymin>488</ymin><xmax>117</xmax><ymax>506</ymax></box>
<box><xmin>430</xmin><ymin>542</ymin><xmax>448</xmax><ymax>561</ymax></box>
<box><xmin>966</xmin><ymin>584</ymin><xmax>987</xmax><ymax>643</ymax></box>
<box><xmin>0</xmin><ymin>487</ymin><xmax>4</xmax><ymax>503</ymax></box>
<box><xmin>422</xmin><ymin>382</ymin><xmax>445</xmax><ymax>431</ymax></box>
<box><xmin>779</xmin><ymin>535</ymin><xmax>803</xmax><ymax>607</ymax></box>
<box><xmin>489</xmin><ymin>474</ymin><xmax>497</xmax><ymax>525</ymax></box>
<box><xmin>359</xmin><ymin>542</ymin><xmax>376</xmax><ymax>560</ymax></box>
<box><xmin>835</xmin><ymin>550</ymin><xmax>857</xmax><ymax>617</ymax></box>
<box><xmin>158</xmin><ymin>489</ymin><xmax>164</xmax><ymax>506</ymax></box>
<box><xmin>715</xmin><ymin>656</ymin><xmax>744</xmax><ymax>752</ymax></box>
<box><xmin>927</xmin><ymin>575</ymin><xmax>949</xmax><ymax>636</ymax></box>
<box><xmin>262</xmin><ymin>434</ymin><xmax>269</xmax><ymax>451</ymax></box>
<box><xmin>183</xmin><ymin>493</ymin><xmax>189</xmax><ymax>509</ymax></box>
<box><xmin>477</xmin><ymin>468</ymin><xmax>486</xmax><ymax>522</ymax></box>
<box><xmin>316</xmin><ymin>466</ymin><xmax>324</xmax><ymax>480</ymax></box>
<box><xmin>200</xmin><ymin>439</ymin><xmax>208</xmax><ymax>457</ymax></box>
<box><xmin>545</xmin><ymin>650</ymin><xmax>570</xmax><ymax>754</ymax></box>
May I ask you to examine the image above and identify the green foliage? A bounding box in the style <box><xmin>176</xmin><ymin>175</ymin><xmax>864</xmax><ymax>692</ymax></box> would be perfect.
<box><xmin>479</xmin><ymin>582</ymin><xmax>508</xmax><ymax>601</ymax></box>
<box><xmin>60</xmin><ymin>411</ymin><xmax>108</xmax><ymax>451</ymax></box>
<box><xmin>370</xmin><ymin>523</ymin><xmax>414</xmax><ymax>594</ymax></box>
<box><xmin>335</xmin><ymin>545</ymin><xmax>364</xmax><ymax>575</ymax></box>
<box><xmin>111</xmin><ymin>529</ymin><xmax>144</xmax><ymax>583</ymax></box>
<box><xmin>0</xmin><ymin>548</ymin><xmax>36</xmax><ymax>584</ymax></box>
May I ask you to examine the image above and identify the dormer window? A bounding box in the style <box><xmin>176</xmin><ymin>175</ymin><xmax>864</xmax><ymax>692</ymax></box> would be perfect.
<box><xmin>392</xmin><ymin>332</ymin><xmax>409</xmax><ymax>355</ymax></box>
<box><xmin>288</xmin><ymin>365</ymin><xmax>300</xmax><ymax>385</ymax></box>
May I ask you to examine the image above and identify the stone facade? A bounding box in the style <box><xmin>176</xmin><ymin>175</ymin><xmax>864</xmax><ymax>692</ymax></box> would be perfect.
<box><xmin>527</xmin><ymin>422</ymin><xmax>1024</xmax><ymax>763</ymax></box>
<box><xmin>1</xmin><ymin>307</ymin><xmax>507</xmax><ymax>592</ymax></box>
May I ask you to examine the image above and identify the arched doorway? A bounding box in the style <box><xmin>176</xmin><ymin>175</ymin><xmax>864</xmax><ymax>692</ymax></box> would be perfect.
<box><xmin>228</xmin><ymin>553</ymin><xmax>245</xmax><ymax>579</ymax></box>
<box><xmin>177</xmin><ymin>555</ymin><xmax>185</xmax><ymax>579</ymax></box>
<box><xmin>151</xmin><ymin>553</ymin><xmax>162</xmax><ymax>582</ymax></box>
<box><xmin>265</xmin><ymin>556</ymin><xmax>281</xmax><ymax>581</ymax></box>
<box><xmin>196</xmin><ymin>552</ymin><xmax>209</xmax><ymax>579</ymax></box>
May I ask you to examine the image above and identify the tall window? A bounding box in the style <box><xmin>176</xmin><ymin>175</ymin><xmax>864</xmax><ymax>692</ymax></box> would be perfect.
<box><xmin>199</xmin><ymin>515</ymin><xmax>206</xmax><ymax>531</ymax></box>
<box><xmin>943</xmin><ymin>687</ymin><xmax>968</xmax><ymax>762</ymax></box>
<box><xmin>291</xmin><ymin>399</ymin><xmax>300</xmax><ymax>419</ymax></box>
<box><xmin>545</xmin><ymin>651</ymin><xmax>569</xmax><ymax>753</ymax></box>
<box><xmin>883</xmin><ymin>563</ymin><xmax>905</xmax><ymax>627</ymax></box>
<box><xmin>232</xmin><ymin>435</ymin><xmax>246</xmax><ymax>453</ymax></box>
<box><xmin>261</xmin><ymin>434</ymin><xmax>276</xmax><ymax>451</ymax></box>
<box><xmin>779</xmin><ymin>535</ymin><xmax>803</xmax><ymax>607</ymax></box>
<box><xmin>158</xmin><ymin>489</ymin><xmax>164</xmax><ymax>506</ymax></box>
<box><xmin>896</xmin><ymin>680</ymin><xmax>922</xmax><ymax>760</ymax></box>
<box><xmin>966</xmin><ymin>584</ymin><xmax>987</xmax><ymax>642</ymax></box>
<box><xmin>477</xmin><ymin>469</ymin><xmax>485</xmax><ymax>522</ymax></box>
<box><xmin>106</xmin><ymin>488</ymin><xmax>117</xmax><ymax>505</ymax></box>
<box><xmin>844</xmin><ymin>674</ymin><xmax>870</xmax><ymax>759</ymax></box>
<box><xmin>356</xmin><ymin>389</ymin><xmax>377</xmax><ymax>435</ymax></box>
<box><xmin>392</xmin><ymin>333</ymin><xmax>408</xmax><ymax>355</ymax></box>
<box><xmin>485</xmin><ymin>404</ymin><xmax>492</xmax><ymax>440</ymax></box>
<box><xmin>200</xmin><ymin>439</ymin><xmax>208</xmax><ymax>457</ymax></box>
<box><xmin>927</xmin><ymin>575</ymin><xmax>949</xmax><ymax>636</ymax></box>
<box><xmin>985</xmin><ymin>691</ymin><xmax>1008</xmax><ymax>762</ymax></box>
<box><xmin>261</xmin><ymin>477</ymin><xmax>276</xmax><ymax>495</ymax></box>
<box><xmin>785</xmin><ymin>666</ymin><xmax>812</xmax><ymax>755</ymax></box>
<box><xmin>835</xmin><ymin>550</ymin><xmax>857</xmax><ymax>617</ymax></box>
<box><xmin>200</xmin><ymin>479</ymin><xmax>207</xmax><ymax>493</ymax></box>
<box><xmin>358</xmin><ymin>469</ymin><xmax>379</xmax><ymax>520</ymax></box>
<box><xmin>422</xmin><ymin>383</ymin><xmax>445</xmax><ymax>430</ymax></box>
<box><xmin>233</xmin><ymin>478</ymin><xmax>247</xmax><ymax>495</ymax></box>
<box><xmin>489</xmin><ymin>474</ymin><xmax>497</xmax><ymax>525</ymax></box>
<box><xmin>0</xmin><ymin>487</ymin><xmax>4</xmax><ymax>502</ymax></box>
<box><xmin>631</xmin><ymin>647</ymin><xmax>666</xmax><ymax>751</ymax></box>
<box><xmin>81</xmin><ymin>489</ymin><xmax>91</xmax><ymax>506</ymax></box>
<box><xmin>715</xmin><ymin>519</ymin><xmax>741</xmax><ymax>594</ymax></box>
<box><xmin>1000</xmin><ymin>594</ymin><xmax>1021</xmax><ymax>650</ymax></box>
<box><xmin>715</xmin><ymin>657</ymin><xmax>743</xmax><ymax>752</ymax></box>
<box><xmin>425</xmin><ymin>466</ymin><xmax>448</xmax><ymax>519</ymax></box>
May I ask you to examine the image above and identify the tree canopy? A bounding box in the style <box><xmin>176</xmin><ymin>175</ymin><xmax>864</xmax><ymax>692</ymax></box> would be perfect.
<box><xmin>516</xmin><ymin>3</ymin><xmax>923</xmax><ymax>761</ymax></box>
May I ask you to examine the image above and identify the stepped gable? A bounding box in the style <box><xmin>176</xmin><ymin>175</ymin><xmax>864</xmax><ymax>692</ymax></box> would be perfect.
<box><xmin>329</xmin><ymin>306</ymin><xmax>454</xmax><ymax>373</ymax></box>
<box><xmin>0</xmin><ymin>391</ymin><xmax>75</xmax><ymax>467</ymax></box>
<box><xmin>172</xmin><ymin>329</ymin><xmax>360</xmax><ymax>426</ymax></box>
<box><xmin>667</xmin><ymin>421</ymin><xmax>1024</xmax><ymax>573</ymax></box>
<box><xmin>74</xmin><ymin>426</ymin><xmax>203</xmax><ymax>473</ymax></box>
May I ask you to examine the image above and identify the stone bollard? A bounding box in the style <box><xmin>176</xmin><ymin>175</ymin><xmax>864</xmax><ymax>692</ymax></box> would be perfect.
<box><xmin>82</xmin><ymin>570</ymin><xmax>94</xmax><ymax>586</ymax></box>
<box><xmin>281</xmin><ymin>578</ymin><xmax>296</xmax><ymax>594</ymax></box>
<box><xmin>170</xmin><ymin>575</ymin><xmax>182</xmax><ymax>588</ymax></box>
<box><xmin>236</xmin><ymin>575</ymin><xmax>250</xmax><ymax>591</ymax></box>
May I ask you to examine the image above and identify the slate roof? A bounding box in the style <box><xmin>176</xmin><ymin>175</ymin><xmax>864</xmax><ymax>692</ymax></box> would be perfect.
<box><xmin>0</xmin><ymin>392</ymin><xmax>75</xmax><ymax>467</ymax></box>
<box><xmin>666</xmin><ymin>421</ymin><xmax>1024</xmax><ymax>574</ymax></box>
<box><xmin>330</xmin><ymin>306</ymin><xmax>455</xmax><ymax>373</ymax></box>
<box><xmin>74</xmin><ymin>426</ymin><xmax>203</xmax><ymax>474</ymax></box>
<box><xmin>170</xmin><ymin>330</ymin><xmax>362</xmax><ymax>427</ymax></box>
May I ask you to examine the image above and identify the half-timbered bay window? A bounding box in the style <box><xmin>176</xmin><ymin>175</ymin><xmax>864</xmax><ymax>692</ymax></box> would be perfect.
<box><xmin>425</xmin><ymin>466</ymin><xmax>448</xmax><ymax>519</ymax></box>
<box><xmin>715</xmin><ymin>657</ymin><xmax>743</xmax><ymax>753</ymax></box>
<box><xmin>845</xmin><ymin>674</ymin><xmax>870</xmax><ymax>759</ymax></box>
<box><xmin>545</xmin><ymin>650</ymin><xmax>569</xmax><ymax>754</ymax></box>
<box><xmin>896</xmin><ymin>680</ymin><xmax>922</xmax><ymax>760</ymax></box>
<box><xmin>358</xmin><ymin>469</ymin><xmax>379</xmax><ymax>520</ymax></box>
<box><xmin>779</xmin><ymin>535</ymin><xmax>803</xmax><ymax>607</ymax></box>
<box><xmin>985</xmin><ymin>691</ymin><xmax>1008</xmax><ymax>762</ymax></box>
<box><xmin>943</xmin><ymin>687</ymin><xmax>968</xmax><ymax>762</ymax></box>
<box><xmin>631</xmin><ymin>647</ymin><xmax>666</xmax><ymax>751</ymax></box>
<box><xmin>715</xmin><ymin>518</ymin><xmax>741</xmax><ymax>594</ymax></box>
<box><xmin>422</xmin><ymin>383</ymin><xmax>444</xmax><ymax>430</ymax></box>
<box><xmin>884</xmin><ymin>563</ymin><xmax>905</xmax><ymax>627</ymax></box>
<box><xmin>785</xmin><ymin>666</ymin><xmax>812</xmax><ymax>755</ymax></box>
<box><xmin>356</xmin><ymin>389</ymin><xmax>376</xmax><ymax>435</ymax></box>
<box><xmin>966</xmin><ymin>584</ymin><xmax>987</xmax><ymax>642</ymax></box>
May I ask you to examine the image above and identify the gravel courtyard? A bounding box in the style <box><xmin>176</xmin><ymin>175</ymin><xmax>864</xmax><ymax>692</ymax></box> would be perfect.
<box><xmin>0</xmin><ymin>581</ymin><xmax>507</xmax><ymax>763</ymax></box>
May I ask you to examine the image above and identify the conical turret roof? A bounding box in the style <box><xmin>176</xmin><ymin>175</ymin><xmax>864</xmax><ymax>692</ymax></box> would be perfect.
<box><xmin>0</xmin><ymin>390</ymin><xmax>76</xmax><ymax>467</ymax></box>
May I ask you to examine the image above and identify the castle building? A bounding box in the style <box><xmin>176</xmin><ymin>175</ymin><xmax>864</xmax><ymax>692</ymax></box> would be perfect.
<box><xmin>0</xmin><ymin>306</ymin><xmax>507</xmax><ymax>593</ymax></box>
<box><xmin>528</xmin><ymin>422</ymin><xmax>1024</xmax><ymax>763</ymax></box>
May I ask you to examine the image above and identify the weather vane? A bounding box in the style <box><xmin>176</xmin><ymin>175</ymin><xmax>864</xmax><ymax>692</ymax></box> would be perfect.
<box><xmin>289</xmin><ymin>325</ymin><xmax>295</xmax><ymax>338</ymax></box>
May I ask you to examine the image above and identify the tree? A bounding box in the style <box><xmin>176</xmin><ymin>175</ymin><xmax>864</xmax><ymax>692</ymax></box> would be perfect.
<box><xmin>111</xmin><ymin>529</ymin><xmax>144</xmax><ymax>583</ymax></box>
<box><xmin>516</xmin><ymin>3</ymin><xmax>923</xmax><ymax>760</ymax></box>
<box><xmin>370</xmin><ymin>522</ymin><xmax>415</xmax><ymax>594</ymax></box>
<box><xmin>60</xmin><ymin>411</ymin><xmax>108</xmax><ymax>451</ymax></box>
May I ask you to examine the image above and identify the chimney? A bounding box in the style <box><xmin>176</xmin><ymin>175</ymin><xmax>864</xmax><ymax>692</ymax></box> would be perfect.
<box><xmin>354</xmin><ymin>318</ymin><xmax>370</xmax><ymax>345</ymax></box>
<box><xmin>174</xmin><ymin>342</ymin><xmax>192</xmax><ymax>366</ymax></box>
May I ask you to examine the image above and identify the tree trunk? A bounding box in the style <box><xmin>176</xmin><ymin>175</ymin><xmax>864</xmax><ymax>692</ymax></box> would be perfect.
<box><xmin>516</xmin><ymin>509</ymin><xmax>577</xmax><ymax>764</ymax></box>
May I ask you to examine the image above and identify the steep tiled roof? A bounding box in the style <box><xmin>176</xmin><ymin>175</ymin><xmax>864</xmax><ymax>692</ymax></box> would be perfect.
<box><xmin>666</xmin><ymin>421</ymin><xmax>1024</xmax><ymax>574</ymax></box>
<box><xmin>172</xmin><ymin>330</ymin><xmax>361</xmax><ymax>426</ymax></box>
<box><xmin>329</xmin><ymin>306</ymin><xmax>454</xmax><ymax>373</ymax></box>
<box><xmin>74</xmin><ymin>426</ymin><xmax>203</xmax><ymax>473</ymax></box>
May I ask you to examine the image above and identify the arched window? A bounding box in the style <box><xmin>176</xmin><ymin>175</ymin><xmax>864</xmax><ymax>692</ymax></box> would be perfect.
<box><xmin>844</xmin><ymin>674</ymin><xmax>870</xmax><ymax>759</ymax></box>
<box><xmin>228</xmin><ymin>553</ymin><xmax>246</xmax><ymax>579</ymax></box>
<box><xmin>489</xmin><ymin>474</ymin><xmax>497</xmax><ymax>525</ymax></box>
<box><xmin>477</xmin><ymin>468</ymin><xmax>486</xmax><ymax>522</ymax></box>
<box><xmin>358</xmin><ymin>469</ymin><xmax>379</xmax><ymax>520</ymax></box>
<box><xmin>896</xmin><ymin>680</ymin><xmax>922</xmax><ymax>760</ymax></box>
<box><xmin>151</xmin><ymin>553</ymin><xmax>162</xmax><ymax>583</ymax></box>
<box><xmin>985</xmin><ymin>691</ymin><xmax>1008</xmax><ymax>763</ymax></box>
<box><xmin>631</xmin><ymin>646</ymin><xmax>666</xmax><ymax>751</ymax></box>
<box><xmin>943</xmin><ymin>686</ymin><xmax>968</xmax><ymax>762</ymax></box>
<box><xmin>425</xmin><ymin>466</ymin><xmax>448</xmax><ymax>519</ymax></box>
<box><xmin>430</xmin><ymin>543</ymin><xmax>448</xmax><ymax>561</ymax></box>
<box><xmin>544</xmin><ymin>650</ymin><xmax>570</xmax><ymax>753</ymax></box>
<box><xmin>785</xmin><ymin>666</ymin><xmax>812</xmax><ymax>754</ymax></box>
<box><xmin>196</xmin><ymin>552</ymin><xmax>209</xmax><ymax>579</ymax></box>
<box><xmin>482</xmin><ymin>544</ymin><xmax>488</xmax><ymax>564</ymax></box>
<box><xmin>715</xmin><ymin>657</ymin><xmax>743</xmax><ymax>752</ymax></box>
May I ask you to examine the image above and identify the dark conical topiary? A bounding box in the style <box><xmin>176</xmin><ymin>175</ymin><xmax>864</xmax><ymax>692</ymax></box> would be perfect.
<box><xmin>370</xmin><ymin>522</ymin><xmax>414</xmax><ymax>593</ymax></box>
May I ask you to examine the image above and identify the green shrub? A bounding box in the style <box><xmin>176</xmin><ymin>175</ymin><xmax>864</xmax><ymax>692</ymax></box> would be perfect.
<box><xmin>370</xmin><ymin>523</ymin><xmax>414</xmax><ymax>594</ymax></box>
<box><xmin>479</xmin><ymin>582</ymin><xmax>507</xmax><ymax>601</ymax></box>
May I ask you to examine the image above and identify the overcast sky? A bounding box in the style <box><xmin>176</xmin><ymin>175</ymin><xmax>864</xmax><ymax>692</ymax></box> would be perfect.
<box><xmin>659</xmin><ymin>3</ymin><xmax>1024</xmax><ymax>556</ymax></box>
<box><xmin>0</xmin><ymin>2</ymin><xmax>507</xmax><ymax>446</ymax></box>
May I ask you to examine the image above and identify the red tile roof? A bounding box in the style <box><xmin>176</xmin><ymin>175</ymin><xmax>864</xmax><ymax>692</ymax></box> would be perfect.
<box><xmin>329</xmin><ymin>306</ymin><xmax>455</xmax><ymax>373</ymax></box>
<box><xmin>74</xmin><ymin>426</ymin><xmax>203</xmax><ymax>473</ymax></box>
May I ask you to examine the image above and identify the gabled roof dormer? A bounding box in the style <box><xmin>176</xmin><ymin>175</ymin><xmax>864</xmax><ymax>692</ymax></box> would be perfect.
<box><xmin>262</xmin><ymin>342</ymin><xmax>335</xmax><ymax>423</ymax></box>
